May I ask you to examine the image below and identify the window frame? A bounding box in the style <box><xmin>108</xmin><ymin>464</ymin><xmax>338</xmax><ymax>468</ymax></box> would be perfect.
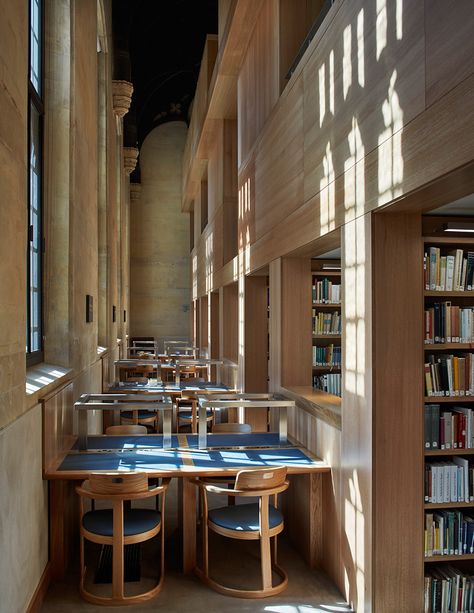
<box><xmin>26</xmin><ymin>0</ymin><xmax>45</xmax><ymax>366</ymax></box>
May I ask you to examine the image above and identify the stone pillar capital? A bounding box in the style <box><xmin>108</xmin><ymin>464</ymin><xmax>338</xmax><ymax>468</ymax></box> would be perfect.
<box><xmin>123</xmin><ymin>147</ymin><xmax>139</xmax><ymax>175</ymax></box>
<box><xmin>112</xmin><ymin>80</ymin><xmax>133</xmax><ymax>118</ymax></box>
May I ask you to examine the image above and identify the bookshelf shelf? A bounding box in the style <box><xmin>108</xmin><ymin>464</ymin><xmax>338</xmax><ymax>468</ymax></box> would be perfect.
<box><xmin>312</xmin><ymin>365</ymin><xmax>341</xmax><ymax>372</ymax></box>
<box><xmin>425</xmin><ymin>502</ymin><xmax>474</xmax><ymax>509</ymax></box>
<box><xmin>424</xmin><ymin>291</ymin><xmax>474</xmax><ymax>297</ymax></box>
<box><xmin>423</xmin><ymin>237</ymin><xmax>474</xmax><ymax>246</ymax></box>
<box><xmin>312</xmin><ymin>334</ymin><xmax>341</xmax><ymax>340</ymax></box>
<box><xmin>424</xmin><ymin>343</ymin><xmax>474</xmax><ymax>350</ymax></box>
<box><xmin>425</xmin><ymin>448</ymin><xmax>474</xmax><ymax>456</ymax></box>
<box><xmin>312</xmin><ymin>302</ymin><xmax>341</xmax><ymax>307</ymax></box>
<box><xmin>424</xmin><ymin>396</ymin><xmax>474</xmax><ymax>403</ymax></box>
<box><xmin>425</xmin><ymin>554</ymin><xmax>474</xmax><ymax>563</ymax></box>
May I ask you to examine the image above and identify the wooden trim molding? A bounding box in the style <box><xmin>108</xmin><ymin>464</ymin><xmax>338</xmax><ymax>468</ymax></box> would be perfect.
<box><xmin>26</xmin><ymin>562</ymin><xmax>51</xmax><ymax>613</ymax></box>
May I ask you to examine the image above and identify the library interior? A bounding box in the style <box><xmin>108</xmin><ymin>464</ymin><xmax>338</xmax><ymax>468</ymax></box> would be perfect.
<box><xmin>1</xmin><ymin>1</ymin><xmax>474</xmax><ymax>612</ymax></box>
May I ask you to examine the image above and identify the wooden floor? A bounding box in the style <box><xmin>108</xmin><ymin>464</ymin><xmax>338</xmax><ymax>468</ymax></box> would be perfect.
<box><xmin>40</xmin><ymin>482</ymin><xmax>352</xmax><ymax>612</ymax></box>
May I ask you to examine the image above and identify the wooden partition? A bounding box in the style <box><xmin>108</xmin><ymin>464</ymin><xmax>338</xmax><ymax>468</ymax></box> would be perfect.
<box><xmin>281</xmin><ymin>257</ymin><xmax>312</xmax><ymax>388</ymax></box>
<box><xmin>222</xmin><ymin>281</ymin><xmax>238</xmax><ymax>362</ymax></box>
<box><xmin>372</xmin><ymin>212</ymin><xmax>424</xmax><ymax>611</ymax></box>
<box><xmin>244</xmin><ymin>275</ymin><xmax>269</xmax><ymax>430</ymax></box>
<box><xmin>200</xmin><ymin>294</ymin><xmax>209</xmax><ymax>355</ymax></box>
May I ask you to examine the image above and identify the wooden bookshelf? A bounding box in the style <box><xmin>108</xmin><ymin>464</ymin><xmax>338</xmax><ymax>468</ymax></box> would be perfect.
<box><xmin>311</xmin><ymin>261</ymin><xmax>341</xmax><ymax>397</ymax></box>
<box><xmin>422</xmin><ymin>225</ymin><xmax>474</xmax><ymax>590</ymax></box>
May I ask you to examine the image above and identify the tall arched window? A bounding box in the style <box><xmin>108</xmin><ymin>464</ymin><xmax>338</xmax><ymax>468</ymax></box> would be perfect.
<box><xmin>27</xmin><ymin>0</ymin><xmax>44</xmax><ymax>364</ymax></box>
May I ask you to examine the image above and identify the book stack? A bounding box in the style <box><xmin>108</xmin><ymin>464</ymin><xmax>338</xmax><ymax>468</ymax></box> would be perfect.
<box><xmin>425</xmin><ymin>354</ymin><xmax>474</xmax><ymax>397</ymax></box>
<box><xmin>425</xmin><ymin>510</ymin><xmax>474</xmax><ymax>557</ymax></box>
<box><xmin>312</xmin><ymin>310</ymin><xmax>341</xmax><ymax>335</ymax></box>
<box><xmin>312</xmin><ymin>279</ymin><xmax>341</xmax><ymax>304</ymax></box>
<box><xmin>312</xmin><ymin>344</ymin><xmax>341</xmax><ymax>367</ymax></box>
<box><xmin>425</xmin><ymin>405</ymin><xmax>474</xmax><ymax>450</ymax></box>
<box><xmin>313</xmin><ymin>373</ymin><xmax>341</xmax><ymax>396</ymax></box>
<box><xmin>425</xmin><ymin>248</ymin><xmax>474</xmax><ymax>292</ymax></box>
<box><xmin>425</xmin><ymin>459</ymin><xmax>474</xmax><ymax>503</ymax></box>
<box><xmin>425</xmin><ymin>304</ymin><xmax>474</xmax><ymax>344</ymax></box>
<box><xmin>424</xmin><ymin>566</ymin><xmax>474</xmax><ymax>613</ymax></box>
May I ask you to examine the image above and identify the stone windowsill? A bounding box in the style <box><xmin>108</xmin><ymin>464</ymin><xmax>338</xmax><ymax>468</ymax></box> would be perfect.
<box><xmin>26</xmin><ymin>363</ymin><xmax>72</xmax><ymax>406</ymax></box>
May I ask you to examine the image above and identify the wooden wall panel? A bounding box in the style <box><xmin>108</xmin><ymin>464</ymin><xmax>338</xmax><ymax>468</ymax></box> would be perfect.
<box><xmin>200</xmin><ymin>294</ymin><xmax>209</xmax><ymax>353</ymax></box>
<box><xmin>372</xmin><ymin>213</ymin><xmax>423</xmax><ymax>612</ymax></box>
<box><xmin>425</xmin><ymin>0</ymin><xmax>474</xmax><ymax>107</ymax></box>
<box><xmin>244</xmin><ymin>276</ymin><xmax>268</xmax><ymax>430</ymax></box>
<box><xmin>281</xmin><ymin>258</ymin><xmax>312</xmax><ymax>388</ymax></box>
<box><xmin>222</xmin><ymin>281</ymin><xmax>239</xmax><ymax>362</ymax></box>
<box><xmin>41</xmin><ymin>381</ymin><xmax>74</xmax><ymax>474</ymax></box>
<box><xmin>237</xmin><ymin>0</ymin><xmax>279</xmax><ymax>166</ymax></box>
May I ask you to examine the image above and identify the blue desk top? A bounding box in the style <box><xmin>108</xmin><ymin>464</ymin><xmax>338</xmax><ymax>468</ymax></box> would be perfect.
<box><xmin>73</xmin><ymin>432</ymin><xmax>282</xmax><ymax>451</ymax></box>
<box><xmin>57</xmin><ymin>447</ymin><xmax>318</xmax><ymax>474</ymax></box>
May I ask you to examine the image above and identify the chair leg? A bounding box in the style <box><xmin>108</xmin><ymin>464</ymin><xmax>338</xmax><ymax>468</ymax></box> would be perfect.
<box><xmin>260</xmin><ymin>535</ymin><xmax>272</xmax><ymax>591</ymax></box>
<box><xmin>112</xmin><ymin>502</ymin><xmax>124</xmax><ymax>600</ymax></box>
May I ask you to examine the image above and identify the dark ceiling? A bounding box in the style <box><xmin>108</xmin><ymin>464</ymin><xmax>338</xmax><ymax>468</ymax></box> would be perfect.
<box><xmin>113</xmin><ymin>0</ymin><xmax>218</xmax><ymax>151</ymax></box>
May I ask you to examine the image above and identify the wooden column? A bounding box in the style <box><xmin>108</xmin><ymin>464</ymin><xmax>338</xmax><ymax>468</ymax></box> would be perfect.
<box><xmin>244</xmin><ymin>275</ymin><xmax>268</xmax><ymax>430</ymax></box>
<box><xmin>281</xmin><ymin>258</ymin><xmax>312</xmax><ymax>388</ymax></box>
<box><xmin>372</xmin><ymin>212</ymin><xmax>423</xmax><ymax>612</ymax></box>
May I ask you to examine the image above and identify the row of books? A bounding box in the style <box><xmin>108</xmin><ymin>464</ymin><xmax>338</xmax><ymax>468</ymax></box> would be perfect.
<box><xmin>425</xmin><ymin>247</ymin><xmax>474</xmax><ymax>292</ymax></box>
<box><xmin>425</xmin><ymin>354</ymin><xmax>474</xmax><ymax>397</ymax></box>
<box><xmin>424</xmin><ymin>405</ymin><xmax>474</xmax><ymax>450</ymax></box>
<box><xmin>312</xmin><ymin>310</ymin><xmax>341</xmax><ymax>335</ymax></box>
<box><xmin>313</xmin><ymin>373</ymin><xmax>341</xmax><ymax>396</ymax></box>
<box><xmin>424</xmin><ymin>510</ymin><xmax>474</xmax><ymax>557</ymax></box>
<box><xmin>425</xmin><ymin>566</ymin><xmax>474</xmax><ymax>613</ymax></box>
<box><xmin>425</xmin><ymin>304</ymin><xmax>474</xmax><ymax>344</ymax></box>
<box><xmin>312</xmin><ymin>279</ymin><xmax>341</xmax><ymax>304</ymax></box>
<box><xmin>425</xmin><ymin>459</ymin><xmax>473</xmax><ymax>503</ymax></box>
<box><xmin>312</xmin><ymin>345</ymin><xmax>341</xmax><ymax>367</ymax></box>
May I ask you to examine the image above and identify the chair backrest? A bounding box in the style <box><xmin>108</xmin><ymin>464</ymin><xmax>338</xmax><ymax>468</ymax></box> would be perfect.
<box><xmin>212</xmin><ymin>422</ymin><xmax>252</xmax><ymax>434</ymax></box>
<box><xmin>88</xmin><ymin>472</ymin><xmax>149</xmax><ymax>496</ymax></box>
<box><xmin>105</xmin><ymin>425</ymin><xmax>147</xmax><ymax>435</ymax></box>
<box><xmin>234</xmin><ymin>466</ymin><xmax>287</xmax><ymax>491</ymax></box>
<box><xmin>125</xmin><ymin>376</ymin><xmax>149</xmax><ymax>383</ymax></box>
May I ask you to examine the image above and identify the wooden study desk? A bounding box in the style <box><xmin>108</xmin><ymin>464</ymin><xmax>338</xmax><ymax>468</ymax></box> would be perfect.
<box><xmin>43</xmin><ymin>432</ymin><xmax>330</xmax><ymax>576</ymax></box>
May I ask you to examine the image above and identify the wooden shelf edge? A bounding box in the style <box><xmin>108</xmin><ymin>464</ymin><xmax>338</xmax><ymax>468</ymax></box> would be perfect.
<box><xmin>425</xmin><ymin>448</ymin><xmax>474</xmax><ymax>456</ymax></box>
<box><xmin>279</xmin><ymin>386</ymin><xmax>341</xmax><ymax>431</ymax></box>
<box><xmin>424</xmin><ymin>343</ymin><xmax>474</xmax><ymax>350</ymax></box>
<box><xmin>425</xmin><ymin>554</ymin><xmax>474</xmax><ymax>563</ymax></box>
<box><xmin>425</xmin><ymin>290</ymin><xmax>474</xmax><ymax>297</ymax></box>
<box><xmin>425</xmin><ymin>502</ymin><xmax>474</xmax><ymax>509</ymax></box>
<box><xmin>424</xmin><ymin>396</ymin><xmax>474</xmax><ymax>403</ymax></box>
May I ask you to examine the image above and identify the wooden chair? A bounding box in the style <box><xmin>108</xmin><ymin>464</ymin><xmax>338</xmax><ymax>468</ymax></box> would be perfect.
<box><xmin>193</xmin><ymin>466</ymin><xmax>289</xmax><ymax>598</ymax></box>
<box><xmin>105</xmin><ymin>425</ymin><xmax>147</xmax><ymax>435</ymax></box>
<box><xmin>176</xmin><ymin>390</ymin><xmax>214</xmax><ymax>433</ymax></box>
<box><xmin>76</xmin><ymin>472</ymin><xmax>170</xmax><ymax>606</ymax></box>
<box><xmin>212</xmin><ymin>422</ymin><xmax>252</xmax><ymax>434</ymax></box>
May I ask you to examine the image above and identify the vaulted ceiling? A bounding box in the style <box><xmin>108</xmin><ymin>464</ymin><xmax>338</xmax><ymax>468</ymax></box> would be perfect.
<box><xmin>113</xmin><ymin>0</ymin><xmax>218</xmax><ymax>150</ymax></box>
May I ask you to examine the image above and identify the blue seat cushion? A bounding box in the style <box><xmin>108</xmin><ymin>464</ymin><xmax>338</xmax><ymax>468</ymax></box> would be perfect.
<box><xmin>82</xmin><ymin>509</ymin><xmax>161</xmax><ymax>536</ymax></box>
<box><xmin>121</xmin><ymin>410</ymin><xmax>156</xmax><ymax>420</ymax></box>
<box><xmin>208</xmin><ymin>503</ymin><xmax>283</xmax><ymax>532</ymax></box>
<box><xmin>178</xmin><ymin>410</ymin><xmax>213</xmax><ymax>420</ymax></box>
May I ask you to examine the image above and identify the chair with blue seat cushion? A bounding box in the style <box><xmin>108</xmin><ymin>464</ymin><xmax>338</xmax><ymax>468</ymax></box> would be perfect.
<box><xmin>193</xmin><ymin>465</ymin><xmax>289</xmax><ymax>598</ymax></box>
<box><xmin>176</xmin><ymin>390</ymin><xmax>214</xmax><ymax>433</ymax></box>
<box><xmin>75</xmin><ymin>472</ymin><xmax>170</xmax><ymax>606</ymax></box>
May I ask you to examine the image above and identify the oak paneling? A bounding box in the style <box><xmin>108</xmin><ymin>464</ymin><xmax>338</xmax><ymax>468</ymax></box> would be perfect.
<box><xmin>425</xmin><ymin>0</ymin><xmax>474</xmax><ymax>108</ymax></box>
<box><xmin>244</xmin><ymin>276</ymin><xmax>268</xmax><ymax>430</ymax></box>
<box><xmin>222</xmin><ymin>281</ymin><xmax>239</xmax><ymax>362</ymax></box>
<box><xmin>372</xmin><ymin>213</ymin><xmax>424</xmax><ymax>612</ymax></box>
<box><xmin>237</xmin><ymin>0</ymin><xmax>279</xmax><ymax>166</ymax></box>
<box><xmin>281</xmin><ymin>258</ymin><xmax>312</xmax><ymax>388</ymax></box>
